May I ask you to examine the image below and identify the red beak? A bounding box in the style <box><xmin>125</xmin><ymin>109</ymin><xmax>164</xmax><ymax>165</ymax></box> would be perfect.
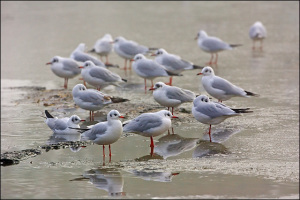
<box><xmin>150</xmin><ymin>53</ymin><xmax>156</xmax><ymax>56</ymax></box>
<box><xmin>172</xmin><ymin>172</ymin><xmax>180</xmax><ymax>176</ymax></box>
<box><xmin>149</xmin><ymin>88</ymin><xmax>156</xmax><ymax>91</ymax></box>
<box><xmin>130</xmin><ymin>59</ymin><xmax>134</xmax><ymax>62</ymax></box>
<box><xmin>80</xmin><ymin>120</ymin><xmax>85</xmax><ymax>122</ymax></box>
<box><xmin>197</xmin><ymin>72</ymin><xmax>203</xmax><ymax>75</ymax></box>
<box><xmin>119</xmin><ymin>116</ymin><xmax>125</xmax><ymax>118</ymax></box>
<box><xmin>46</xmin><ymin>62</ymin><xmax>52</xmax><ymax>65</ymax></box>
<box><xmin>79</xmin><ymin>66</ymin><xmax>84</xmax><ymax>69</ymax></box>
<box><xmin>172</xmin><ymin>116</ymin><xmax>178</xmax><ymax>119</ymax></box>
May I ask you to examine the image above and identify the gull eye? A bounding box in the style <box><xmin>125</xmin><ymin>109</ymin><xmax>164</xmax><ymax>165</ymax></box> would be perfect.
<box><xmin>205</xmin><ymin>69</ymin><xmax>208</xmax><ymax>73</ymax></box>
<box><xmin>205</xmin><ymin>99</ymin><xmax>208</xmax><ymax>102</ymax></box>
<box><xmin>114</xmin><ymin>113</ymin><xmax>117</xmax><ymax>116</ymax></box>
<box><xmin>110</xmin><ymin>114</ymin><xmax>112</xmax><ymax>117</ymax></box>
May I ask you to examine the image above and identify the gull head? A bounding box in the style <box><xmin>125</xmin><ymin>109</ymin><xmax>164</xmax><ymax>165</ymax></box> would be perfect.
<box><xmin>197</xmin><ymin>66</ymin><xmax>215</xmax><ymax>76</ymax></box>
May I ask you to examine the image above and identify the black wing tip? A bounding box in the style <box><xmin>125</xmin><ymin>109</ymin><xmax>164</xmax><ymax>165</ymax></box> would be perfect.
<box><xmin>88</xmin><ymin>48</ymin><xmax>95</xmax><ymax>53</ymax></box>
<box><xmin>122</xmin><ymin>78</ymin><xmax>127</xmax><ymax>82</ymax></box>
<box><xmin>232</xmin><ymin>108</ymin><xmax>253</xmax><ymax>113</ymax></box>
<box><xmin>45</xmin><ymin>110</ymin><xmax>54</xmax><ymax>118</ymax></box>
<box><xmin>68</xmin><ymin>127</ymin><xmax>90</xmax><ymax>133</ymax></box>
<box><xmin>245</xmin><ymin>90</ymin><xmax>260</xmax><ymax>97</ymax></box>
<box><xmin>192</xmin><ymin>65</ymin><xmax>204</xmax><ymax>69</ymax></box>
<box><xmin>230</xmin><ymin>44</ymin><xmax>243</xmax><ymax>48</ymax></box>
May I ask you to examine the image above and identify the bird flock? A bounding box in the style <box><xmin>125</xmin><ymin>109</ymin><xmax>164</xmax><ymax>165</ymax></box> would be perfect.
<box><xmin>45</xmin><ymin>21</ymin><xmax>266</xmax><ymax>159</ymax></box>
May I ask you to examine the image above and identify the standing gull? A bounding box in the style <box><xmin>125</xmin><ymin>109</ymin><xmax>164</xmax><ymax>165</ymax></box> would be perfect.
<box><xmin>123</xmin><ymin>110</ymin><xmax>178</xmax><ymax>156</ymax></box>
<box><xmin>76</xmin><ymin>110</ymin><xmax>124</xmax><ymax>160</ymax></box>
<box><xmin>131</xmin><ymin>54</ymin><xmax>181</xmax><ymax>92</ymax></box>
<box><xmin>192</xmin><ymin>95</ymin><xmax>253</xmax><ymax>142</ymax></box>
<box><xmin>195</xmin><ymin>30</ymin><xmax>242</xmax><ymax>65</ymax></box>
<box><xmin>44</xmin><ymin>110</ymin><xmax>85</xmax><ymax>134</ymax></box>
<box><xmin>72</xmin><ymin>84</ymin><xmax>112</xmax><ymax>121</ymax></box>
<box><xmin>197</xmin><ymin>66</ymin><xmax>259</xmax><ymax>102</ymax></box>
<box><xmin>89</xmin><ymin>34</ymin><xmax>114</xmax><ymax>65</ymax></box>
<box><xmin>112</xmin><ymin>36</ymin><xmax>157</xmax><ymax>70</ymax></box>
<box><xmin>80</xmin><ymin>61</ymin><xmax>127</xmax><ymax>91</ymax></box>
<box><xmin>149</xmin><ymin>82</ymin><xmax>196</xmax><ymax>115</ymax></box>
<box><xmin>46</xmin><ymin>56</ymin><xmax>81</xmax><ymax>89</ymax></box>
<box><xmin>151</xmin><ymin>48</ymin><xmax>203</xmax><ymax>85</ymax></box>
<box><xmin>249</xmin><ymin>21</ymin><xmax>267</xmax><ymax>50</ymax></box>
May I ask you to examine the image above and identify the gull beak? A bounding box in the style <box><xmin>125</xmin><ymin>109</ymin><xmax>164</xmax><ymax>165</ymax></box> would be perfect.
<box><xmin>130</xmin><ymin>59</ymin><xmax>135</xmax><ymax>62</ymax></box>
<box><xmin>46</xmin><ymin>62</ymin><xmax>52</xmax><ymax>65</ymax></box>
<box><xmin>172</xmin><ymin>172</ymin><xmax>180</xmax><ymax>176</ymax></box>
<box><xmin>79</xmin><ymin>66</ymin><xmax>84</xmax><ymax>69</ymax></box>
<box><xmin>119</xmin><ymin>116</ymin><xmax>125</xmax><ymax>119</ymax></box>
<box><xmin>149</xmin><ymin>88</ymin><xmax>156</xmax><ymax>91</ymax></box>
<box><xmin>110</xmin><ymin>41</ymin><xmax>114</xmax><ymax>44</ymax></box>
<box><xmin>80</xmin><ymin>120</ymin><xmax>85</xmax><ymax>122</ymax></box>
<box><xmin>150</xmin><ymin>53</ymin><xmax>156</xmax><ymax>56</ymax></box>
<box><xmin>197</xmin><ymin>72</ymin><xmax>203</xmax><ymax>75</ymax></box>
<box><xmin>172</xmin><ymin>116</ymin><xmax>178</xmax><ymax>119</ymax></box>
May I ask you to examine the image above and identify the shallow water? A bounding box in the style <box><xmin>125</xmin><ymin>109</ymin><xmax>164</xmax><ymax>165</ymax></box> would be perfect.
<box><xmin>1</xmin><ymin>1</ymin><xmax>299</xmax><ymax>199</ymax></box>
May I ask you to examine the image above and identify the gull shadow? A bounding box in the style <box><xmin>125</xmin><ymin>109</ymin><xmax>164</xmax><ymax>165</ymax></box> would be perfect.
<box><xmin>46</xmin><ymin>132</ymin><xmax>83</xmax><ymax>152</ymax></box>
<box><xmin>192</xmin><ymin>140</ymin><xmax>230</xmax><ymax>158</ymax></box>
<box><xmin>154</xmin><ymin>133</ymin><xmax>199</xmax><ymax>159</ymax></box>
<box><xmin>70</xmin><ymin>167</ymin><xmax>126</xmax><ymax>197</ymax></box>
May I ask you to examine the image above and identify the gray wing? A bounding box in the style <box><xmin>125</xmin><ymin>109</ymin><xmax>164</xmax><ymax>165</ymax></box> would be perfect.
<box><xmin>77</xmin><ymin>91</ymin><xmax>104</xmax><ymax>105</ymax></box>
<box><xmin>54</xmin><ymin>118</ymin><xmax>68</xmax><ymax>130</ymax></box>
<box><xmin>161</xmin><ymin>55</ymin><xmax>192</xmax><ymax>71</ymax></box>
<box><xmin>202</xmin><ymin>37</ymin><xmax>230</xmax><ymax>51</ymax></box>
<box><xmin>89</xmin><ymin>67</ymin><xmax>121</xmax><ymax>82</ymax></box>
<box><xmin>166</xmin><ymin>87</ymin><xmax>195</xmax><ymax>103</ymax></box>
<box><xmin>62</xmin><ymin>59</ymin><xmax>81</xmax><ymax>74</ymax></box>
<box><xmin>135</xmin><ymin>60</ymin><xmax>169</xmax><ymax>77</ymax></box>
<box><xmin>119</xmin><ymin>42</ymin><xmax>148</xmax><ymax>56</ymax></box>
<box><xmin>73</xmin><ymin>52</ymin><xmax>104</xmax><ymax>66</ymax></box>
<box><xmin>211</xmin><ymin>76</ymin><xmax>243</xmax><ymax>95</ymax></box>
<box><xmin>82</xmin><ymin>122</ymin><xmax>108</xmax><ymax>140</ymax></box>
<box><xmin>195</xmin><ymin>102</ymin><xmax>235</xmax><ymax>119</ymax></box>
<box><xmin>123</xmin><ymin>113</ymin><xmax>162</xmax><ymax>133</ymax></box>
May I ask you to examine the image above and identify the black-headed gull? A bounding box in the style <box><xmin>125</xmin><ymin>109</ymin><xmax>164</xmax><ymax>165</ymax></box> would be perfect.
<box><xmin>70</xmin><ymin>43</ymin><xmax>105</xmax><ymax>67</ymax></box>
<box><xmin>46</xmin><ymin>56</ymin><xmax>81</xmax><ymax>89</ymax></box>
<box><xmin>149</xmin><ymin>82</ymin><xmax>196</xmax><ymax>115</ymax></box>
<box><xmin>72</xmin><ymin>84</ymin><xmax>112</xmax><ymax>121</ymax></box>
<box><xmin>112</xmin><ymin>36</ymin><xmax>157</xmax><ymax>70</ymax></box>
<box><xmin>44</xmin><ymin>110</ymin><xmax>85</xmax><ymax>134</ymax></box>
<box><xmin>89</xmin><ymin>34</ymin><xmax>114</xmax><ymax>65</ymax></box>
<box><xmin>195</xmin><ymin>30</ymin><xmax>242</xmax><ymax>65</ymax></box>
<box><xmin>77</xmin><ymin>110</ymin><xmax>124</xmax><ymax>159</ymax></box>
<box><xmin>123</xmin><ymin>110</ymin><xmax>178</xmax><ymax>156</ymax></box>
<box><xmin>197</xmin><ymin>66</ymin><xmax>259</xmax><ymax>102</ymax></box>
<box><xmin>151</xmin><ymin>48</ymin><xmax>203</xmax><ymax>85</ymax></box>
<box><xmin>131</xmin><ymin>54</ymin><xmax>181</xmax><ymax>92</ymax></box>
<box><xmin>80</xmin><ymin>61</ymin><xmax>127</xmax><ymax>91</ymax></box>
<box><xmin>192</xmin><ymin>95</ymin><xmax>252</xmax><ymax>142</ymax></box>
<box><xmin>249</xmin><ymin>21</ymin><xmax>267</xmax><ymax>50</ymax></box>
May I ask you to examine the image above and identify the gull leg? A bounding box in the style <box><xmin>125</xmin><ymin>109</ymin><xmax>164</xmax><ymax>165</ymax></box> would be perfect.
<box><xmin>109</xmin><ymin>145</ymin><xmax>112</xmax><ymax>162</ymax></box>
<box><xmin>165</xmin><ymin>76</ymin><xmax>173</xmax><ymax>86</ymax></box>
<box><xmin>150</xmin><ymin>136</ymin><xmax>154</xmax><ymax>156</ymax></box>
<box><xmin>103</xmin><ymin>145</ymin><xmax>105</xmax><ymax>157</ymax></box>
<box><xmin>123</xmin><ymin>59</ymin><xmax>127</xmax><ymax>70</ymax></box>
<box><xmin>206</xmin><ymin>54</ymin><xmax>214</xmax><ymax>65</ymax></box>
<box><xmin>171</xmin><ymin>107</ymin><xmax>174</xmax><ymax>115</ymax></box>
<box><xmin>144</xmin><ymin>79</ymin><xmax>147</xmax><ymax>93</ymax></box>
<box><xmin>213</xmin><ymin>53</ymin><xmax>218</xmax><ymax>65</ymax></box>
<box><xmin>208</xmin><ymin>124</ymin><xmax>212</xmax><ymax>142</ymax></box>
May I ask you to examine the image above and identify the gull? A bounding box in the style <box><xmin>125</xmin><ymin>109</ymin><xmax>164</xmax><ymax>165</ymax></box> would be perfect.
<box><xmin>70</xmin><ymin>43</ymin><xmax>105</xmax><ymax>67</ymax></box>
<box><xmin>112</xmin><ymin>36</ymin><xmax>157</xmax><ymax>70</ymax></box>
<box><xmin>80</xmin><ymin>61</ymin><xmax>127</xmax><ymax>91</ymax></box>
<box><xmin>44</xmin><ymin>110</ymin><xmax>85</xmax><ymax>134</ymax></box>
<box><xmin>195</xmin><ymin>30</ymin><xmax>242</xmax><ymax>65</ymax></box>
<box><xmin>72</xmin><ymin>84</ymin><xmax>112</xmax><ymax>121</ymax></box>
<box><xmin>249</xmin><ymin>21</ymin><xmax>267</xmax><ymax>50</ymax></box>
<box><xmin>151</xmin><ymin>48</ymin><xmax>203</xmax><ymax>85</ymax></box>
<box><xmin>149</xmin><ymin>82</ymin><xmax>196</xmax><ymax>115</ymax></box>
<box><xmin>131</xmin><ymin>54</ymin><xmax>181</xmax><ymax>92</ymax></box>
<box><xmin>192</xmin><ymin>95</ymin><xmax>253</xmax><ymax>142</ymax></box>
<box><xmin>46</xmin><ymin>56</ymin><xmax>81</xmax><ymax>89</ymax></box>
<box><xmin>197</xmin><ymin>66</ymin><xmax>259</xmax><ymax>102</ymax></box>
<box><xmin>75</xmin><ymin>110</ymin><xmax>124</xmax><ymax>160</ymax></box>
<box><xmin>123</xmin><ymin>110</ymin><xmax>178</xmax><ymax>156</ymax></box>
<box><xmin>89</xmin><ymin>34</ymin><xmax>114</xmax><ymax>65</ymax></box>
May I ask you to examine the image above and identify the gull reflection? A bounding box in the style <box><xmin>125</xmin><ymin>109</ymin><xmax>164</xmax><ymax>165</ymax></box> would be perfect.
<box><xmin>201</xmin><ymin>128</ymin><xmax>241</xmax><ymax>143</ymax></box>
<box><xmin>192</xmin><ymin>140</ymin><xmax>229</xmax><ymax>158</ymax></box>
<box><xmin>134</xmin><ymin>153</ymin><xmax>164</xmax><ymax>162</ymax></box>
<box><xmin>154</xmin><ymin>133</ymin><xmax>199</xmax><ymax>159</ymax></box>
<box><xmin>46</xmin><ymin>132</ymin><xmax>83</xmax><ymax>152</ymax></box>
<box><xmin>129</xmin><ymin>169</ymin><xmax>179</xmax><ymax>182</ymax></box>
<box><xmin>70</xmin><ymin>167</ymin><xmax>125</xmax><ymax>196</ymax></box>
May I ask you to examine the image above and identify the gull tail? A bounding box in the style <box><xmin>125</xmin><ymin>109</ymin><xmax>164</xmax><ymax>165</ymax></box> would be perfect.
<box><xmin>105</xmin><ymin>63</ymin><xmax>119</xmax><ymax>68</ymax></box>
<box><xmin>68</xmin><ymin>127</ymin><xmax>90</xmax><ymax>133</ymax></box>
<box><xmin>245</xmin><ymin>90</ymin><xmax>260</xmax><ymax>97</ymax></box>
<box><xmin>192</xmin><ymin>64</ymin><xmax>204</xmax><ymax>69</ymax></box>
<box><xmin>88</xmin><ymin>48</ymin><xmax>96</xmax><ymax>53</ymax></box>
<box><xmin>166</xmin><ymin>71</ymin><xmax>183</xmax><ymax>77</ymax></box>
<box><xmin>230</xmin><ymin>44</ymin><xmax>243</xmax><ymax>48</ymax></box>
<box><xmin>45</xmin><ymin>110</ymin><xmax>54</xmax><ymax>118</ymax></box>
<box><xmin>232</xmin><ymin>108</ymin><xmax>253</xmax><ymax>114</ymax></box>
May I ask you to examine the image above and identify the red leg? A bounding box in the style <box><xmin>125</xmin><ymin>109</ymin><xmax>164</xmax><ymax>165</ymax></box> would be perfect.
<box><xmin>171</xmin><ymin>107</ymin><xmax>174</xmax><ymax>115</ymax></box>
<box><xmin>213</xmin><ymin>53</ymin><xmax>218</xmax><ymax>65</ymax></box>
<box><xmin>206</xmin><ymin>54</ymin><xmax>214</xmax><ymax>65</ymax></box>
<box><xmin>165</xmin><ymin>76</ymin><xmax>173</xmax><ymax>85</ymax></box>
<box><xmin>89</xmin><ymin>111</ymin><xmax>92</xmax><ymax>121</ymax></box>
<box><xmin>97</xmin><ymin>87</ymin><xmax>101</xmax><ymax>91</ymax></box>
<box><xmin>208</xmin><ymin>124</ymin><xmax>212</xmax><ymax>142</ymax></box>
<box><xmin>109</xmin><ymin>144</ymin><xmax>111</xmax><ymax>157</ymax></box>
<box><xmin>129</xmin><ymin>60</ymin><xmax>132</xmax><ymax>70</ymax></box>
<box><xmin>218</xmin><ymin>99</ymin><xmax>222</xmax><ymax>103</ymax></box>
<box><xmin>151</xmin><ymin>80</ymin><xmax>154</xmax><ymax>89</ymax></box>
<box><xmin>105</xmin><ymin>55</ymin><xmax>109</xmax><ymax>65</ymax></box>
<box><xmin>150</xmin><ymin>136</ymin><xmax>154</xmax><ymax>156</ymax></box>
<box><xmin>124</xmin><ymin>59</ymin><xmax>127</xmax><ymax>70</ymax></box>
<box><xmin>168</xmin><ymin>129</ymin><xmax>170</xmax><ymax>135</ymax></box>
<box><xmin>92</xmin><ymin>111</ymin><xmax>94</xmax><ymax>121</ymax></box>
<box><xmin>103</xmin><ymin>145</ymin><xmax>105</xmax><ymax>157</ymax></box>
<box><xmin>171</xmin><ymin>127</ymin><xmax>174</xmax><ymax>134</ymax></box>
